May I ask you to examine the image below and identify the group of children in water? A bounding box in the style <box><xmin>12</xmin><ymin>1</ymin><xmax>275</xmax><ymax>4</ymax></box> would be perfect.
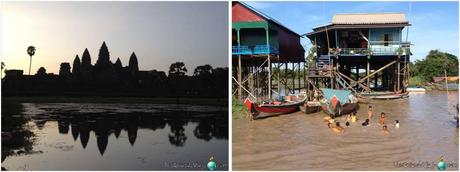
<box><xmin>325</xmin><ymin>105</ymin><xmax>400</xmax><ymax>134</ymax></box>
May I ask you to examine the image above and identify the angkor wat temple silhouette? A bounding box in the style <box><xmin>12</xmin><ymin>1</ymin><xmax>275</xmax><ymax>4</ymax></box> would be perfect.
<box><xmin>2</xmin><ymin>42</ymin><xmax>228</xmax><ymax>97</ymax></box>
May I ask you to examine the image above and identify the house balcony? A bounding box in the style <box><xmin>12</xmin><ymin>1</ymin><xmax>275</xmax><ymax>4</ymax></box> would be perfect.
<box><xmin>330</xmin><ymin>41</ymin><xmax>411</xmax><ymax>56</ymax></box>
<box><xmin>232</xmin><ymin>45</ymin><xmax>279</xmax><ymax>55</ymax></box>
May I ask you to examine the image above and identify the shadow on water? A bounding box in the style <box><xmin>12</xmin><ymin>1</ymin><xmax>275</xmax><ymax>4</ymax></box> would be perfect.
<box><xmin>2</xmin><ymin>102</ymin><xmax>228</xmax><ymax>170</ymax></box>
<box><xmin>1</xmin><ymin>101</ymin><xmax>38</xmax><ymax>170</ymax></box>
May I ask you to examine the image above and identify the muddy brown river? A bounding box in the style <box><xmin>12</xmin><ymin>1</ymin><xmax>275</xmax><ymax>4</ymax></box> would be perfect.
<box><xmin>233</xmin><ymin>91</ymin><xmax>458</xmax><ymax>170</ymax></box>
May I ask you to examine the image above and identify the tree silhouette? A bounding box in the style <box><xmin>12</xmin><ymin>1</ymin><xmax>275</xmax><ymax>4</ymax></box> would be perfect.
<box><xmin>72</xmin><ymin>55</ymin><xmax>81</xmax><ymax>74</ymax></box>
<box><xmin>36</xmin><ymin>67</ymin><xmax>46</xmax><ymax>76</ymax></box>
<box><xmin>27</xmin><ymin>46</ymin><xmax>36</xmax><ymax>75</ymax></box>
<box><xmin>193</xmin><ymin>64</ymin><xmax>212</xmax><ymax>77</ymax></box>
<box><xmin>168</xmin><ymin>62</ymin><xmax>187</xmax><ymax>77</ymax></box>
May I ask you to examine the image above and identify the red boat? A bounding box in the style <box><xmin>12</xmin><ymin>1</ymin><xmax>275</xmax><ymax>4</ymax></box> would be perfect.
<box><xmin>244</xmin><ymin>96</ymin><xmax>306</xmax><ymax>120</ymax></box>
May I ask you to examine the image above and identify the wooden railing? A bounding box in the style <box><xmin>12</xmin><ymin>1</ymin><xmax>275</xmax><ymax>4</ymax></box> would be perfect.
<box><xmin>232</xmin><ymin>45</ymin><xmax>279</xmax><ymax>55</ymax></box>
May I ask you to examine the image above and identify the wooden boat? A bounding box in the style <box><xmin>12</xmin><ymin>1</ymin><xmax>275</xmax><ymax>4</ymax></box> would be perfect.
<box><xmin>321</xmin><ymin>102</ymin><xmax>359</xmax><ymax>117</ymax></box>
<box><xmin>371</xmin><ymin>92</ymin><xmax>409</xmax><ymax>100</ymax></box>
<box><xmin>300</xmin><ymin>101</ymin><xmax>321</xmax><ymax>114</ymax></box>
<box><xmin>407</xmin><ymin>87</ymin><xmax>426</xmax><ymax>92</ymax></box>
<box><xmin>244</xmin><ymin>96</ymin><xmax>307</xmax><ymax>120</ymax></box>
<box><xmin>360</xmin><ymin>91</ymin><xmax>409</xmax><ymax>100</ymax></box>
<box><xmin>319</xmin><ymin>88</ymin><xmax>359</xmax><ymax>117</ymax></box>
<box><xmin>434</xmin><ymin>83</ymin><xmax>458</xmax><ymax>91</ymax></box>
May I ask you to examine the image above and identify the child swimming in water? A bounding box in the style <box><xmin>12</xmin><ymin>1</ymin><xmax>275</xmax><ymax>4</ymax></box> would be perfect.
<box><xmin>330</xmin><ymin>122</ymin><xmax>345</xmax><ymax>133</ymax></box>
<box><xmin>368</xmin><ymin>106</ymin><xmax>373</xmax><ymax>123</ymax></box>
<box><xmin>345</xmin><ymin>121</ymin><xmax>350</xmax><ymax>127</ymax></box>
<box><xmin>379</xmin><ymin>112</ymin><xmax>386</xmax><ymax>125</ymax></box>
<box><xmin>346</xmin><ymin>114</ymin><xmax>352</xmax><ymax>121</ymax></box>
<box><xmin>351</xmin><ymin>112</ymin><xmax>358</xmax><ymax>122</ymax></box>
<box><xmin>382</xmin><ymin>125</ymin><xmax>390</xmax><ymax>134</ymax></box>
<box><xmin>362</xmin><ymin>119</ymin><xmax>369</xmax><ymax>126</ymax></box>
<box><xmin>395</xmin><ymin>120</ymin><xmax>399</xmax><ymax>128</ymax></box>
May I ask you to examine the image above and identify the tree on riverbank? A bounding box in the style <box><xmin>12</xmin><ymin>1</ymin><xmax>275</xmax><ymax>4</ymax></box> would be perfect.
<box><xmin>409</xmin><ymin>50</ymin><xmax>458</xmax><ymax>84</ymax></box>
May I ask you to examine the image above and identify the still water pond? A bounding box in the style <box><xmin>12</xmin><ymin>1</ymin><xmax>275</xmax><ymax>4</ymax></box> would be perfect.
<box><xmin>2</xmin><ymin>103</ymin><xmax>228</xmax><ymax>170</ymax></box>
<box><xmin>233</xmin><ymin>91</ymin><xmax>458</xmax><ymax>170</ymax></box>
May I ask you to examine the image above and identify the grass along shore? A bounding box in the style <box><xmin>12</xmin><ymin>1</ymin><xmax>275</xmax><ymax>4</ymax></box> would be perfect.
<box><xmin>232</xmin><ymin>97</ymin><xmax>248</xmax><ymax>119</ymax></box>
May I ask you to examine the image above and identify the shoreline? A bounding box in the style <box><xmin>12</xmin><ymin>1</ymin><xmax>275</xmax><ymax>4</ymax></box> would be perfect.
<box><xmin>2</xmin><ymin>96</ymin><xmax>228</xmax><ymax>106</ymax></box>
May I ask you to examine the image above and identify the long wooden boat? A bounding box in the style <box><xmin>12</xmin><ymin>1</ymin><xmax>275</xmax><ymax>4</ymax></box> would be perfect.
<box><xmin>319</xmin><ymin>88</ymin><xmax>359</xmax><ymax>117</ymax></box>
<box><xmin>244</xmin><ymin>96</ymin><xmax>306</xmax><ymax>120</ymax></box>
<box><xmin>434</xmin><ymin>83</ymin><xmax>458</xmax><ymax>91</ymax></box>
<box><xmin>300</xmin><ymin>101</ymin><xmax>321</xmax><ymax>114</ymax></box>
<box><xmin>371</xmin><ymin>92</ymin><xmax>409</xmax><ymax>100</ymax></box>
<box><xmin>360</xmin><ymin>91</ymin><xmax>409</xmax><ymax>100</ymax></box>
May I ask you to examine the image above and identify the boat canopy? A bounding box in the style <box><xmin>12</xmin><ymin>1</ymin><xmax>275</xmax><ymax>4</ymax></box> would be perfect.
<box><xmin>321</xmin><ymin>88</ymin><xmax>352</xmax><ymax>103</ymax></box>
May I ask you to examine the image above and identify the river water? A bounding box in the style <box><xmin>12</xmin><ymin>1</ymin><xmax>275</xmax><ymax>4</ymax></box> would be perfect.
<box><xmin>233</xmin><ymin>91</ymin><xmax>458</xmax><ymax>170</ymax></box>
<box><xmin>2</xmin><ymin>103</ymin><xmax>228</xmax><ymax>170</ymax></box>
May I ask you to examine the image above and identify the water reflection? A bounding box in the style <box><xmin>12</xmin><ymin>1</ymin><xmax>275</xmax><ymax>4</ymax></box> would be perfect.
<box><xmin>3</xmin><ymin>103</ymin><xmax>228</xmax><ymax>170</ymax></box>
<box><xmin>24</xmin><ymin>104</ymin><xmax>228</xmax><ymax>156</ymax></box>
<box><xmin>1</xmin><ymin>101</ymin><xmax>37</xmax><ymax>170</ymax></box>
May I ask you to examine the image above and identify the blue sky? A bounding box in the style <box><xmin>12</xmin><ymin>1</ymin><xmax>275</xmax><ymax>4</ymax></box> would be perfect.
<box><xmin>245</xmin><ymin>1</ymin><xmax>459</xmax><ymax>61</ymax></box>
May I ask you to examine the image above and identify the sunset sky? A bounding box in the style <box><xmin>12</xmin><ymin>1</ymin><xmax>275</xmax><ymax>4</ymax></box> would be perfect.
<box><xmin>1</xmin><ymin>1</ymin><xmax>228</xmax><ymax>75</ymax></box>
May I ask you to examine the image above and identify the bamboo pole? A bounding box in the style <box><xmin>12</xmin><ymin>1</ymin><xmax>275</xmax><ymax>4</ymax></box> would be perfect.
<box><xmin>396</xmin><ymin>56</ymin><xmax>401</xmax><ymax>91</ymax></box>
<box><xmin>298</xmin><ymin>62</ymin><xmax>300</xmax><ymax>90</ymax></box>
<box><xmin>285</xmin><ymin>62</ymin><xmax>288</xmax><ymax>96</ymax></box>
<box><xmin>238</xmin><ymin>55</ymin><xmax>242</xmax><ymax>99</ymax></box>
<box><xmin>338</xmin><ymin>71</ymin><xmax>370</xmax><ymax>91</ymax></box>
<box><xmin>268</xmin><ymin>54</ymin><xmax>271</xmax><ymax>99</ymax></box>
<box><xmin>347</xmin><ymin>60</ymin><xmax>397</xmax><ymax>89</ymax></box>
<box><xmin>367</xmin><ymin>56</ymin><xmax>370</xmax><ymax>91</ymax></box>
<box><xmin>277</xmin><ymin>56</ymin><xmax>280</xmax><ymax>96</ymax></box>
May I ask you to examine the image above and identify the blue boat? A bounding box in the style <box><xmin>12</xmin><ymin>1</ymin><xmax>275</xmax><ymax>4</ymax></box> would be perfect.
<box><xmin>320</xmin><ymin>88</ymin><xmax>359</xmax><ymax>117</ymax></box>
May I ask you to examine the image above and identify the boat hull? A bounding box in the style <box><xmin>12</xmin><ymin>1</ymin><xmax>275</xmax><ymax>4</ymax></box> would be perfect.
<box><xmin>245</xmin><ymin>98</ymin><xmax>305</xmax><ymax>119</ymax></box>
<box><xmin>407</xmin><ymin>87</ymin><xmax>426</xmax><ymax>92</ymax></box>
<box><xmin>361</xmin><ymin>92</ymin><xmax>409</xmax><ymax>100</ymax></box>
<box><xmin>299</xmin><ymin>104</ymin><xmax>321</xmax><ymax>114</ymax></box>
<box><xmin>321</xmin><ymin>103</ymin><xmax>359</xmax><ymax>117</ymax></box>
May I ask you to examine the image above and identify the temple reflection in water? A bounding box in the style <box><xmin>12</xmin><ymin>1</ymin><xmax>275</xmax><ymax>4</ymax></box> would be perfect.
<box><xmin>28</xmin><ymin>104</ymin><xmax>228</xmax><ymax>156</ymax></box>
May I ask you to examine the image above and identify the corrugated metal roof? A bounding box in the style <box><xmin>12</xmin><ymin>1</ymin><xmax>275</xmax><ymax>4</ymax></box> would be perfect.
<box><xmin>238</xmin><ymin>2</ymin><xmax>300</xmax><ymax>36</ymax></box>
<box><xmin>332</xmin><ymin>13</ymin><xmax>408</xmax><ymax>25</ymax></box>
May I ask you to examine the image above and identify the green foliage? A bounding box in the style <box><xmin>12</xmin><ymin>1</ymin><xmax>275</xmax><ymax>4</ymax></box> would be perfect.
<box><xmin>232</xmin><ymin>96</ymin><xmax>247</xmax><ymax>119</ymax></box>
<box><xmin>408</xmin><ymin>75</ymin><xmax>425</xmax><ymax>86</ymax></box>
<box><xmin>409</xmin><ymin>49</ymin><xmax>458</xmax><ymax>82</ymax></box>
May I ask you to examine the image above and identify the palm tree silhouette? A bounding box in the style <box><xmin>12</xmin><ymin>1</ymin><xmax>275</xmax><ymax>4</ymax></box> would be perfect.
<box><xmin>27</xmin><ymin>46</ymin><xmax>36</xmax><ymax>75</ymax></box>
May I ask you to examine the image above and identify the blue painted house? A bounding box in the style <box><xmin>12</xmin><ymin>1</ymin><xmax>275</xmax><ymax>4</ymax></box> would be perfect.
<box><xmin>306</xmin><ymin>13</ymin><xmax>411</xmax><ymax>93</ymax></box>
